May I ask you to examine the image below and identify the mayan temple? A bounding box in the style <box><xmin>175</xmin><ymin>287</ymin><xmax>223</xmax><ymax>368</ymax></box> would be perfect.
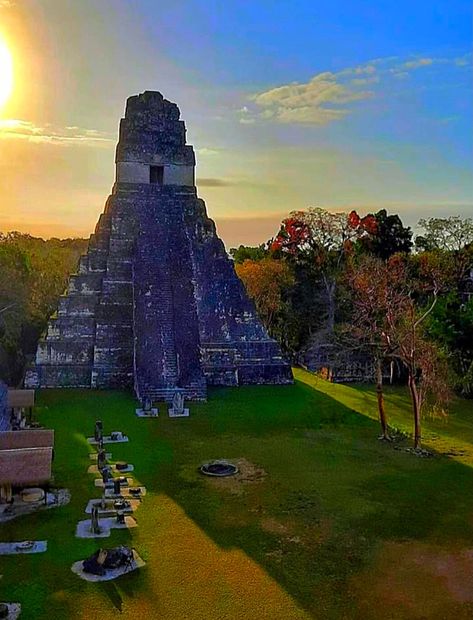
<box><xmin>26</xmin><ymin>91</ymin><xmax>292</xmax><ymax>401</ymax></box>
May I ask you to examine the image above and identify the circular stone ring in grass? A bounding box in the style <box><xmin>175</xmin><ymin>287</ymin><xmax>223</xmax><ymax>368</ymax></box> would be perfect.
<box><xmin>200</xmin><ymin>460</ymin><xmax>239</xmax><ymax>477</ymax></box>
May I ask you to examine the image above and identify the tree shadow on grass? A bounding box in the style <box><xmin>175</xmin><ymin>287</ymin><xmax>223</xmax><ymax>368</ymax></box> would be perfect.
<box><xmin>145</xmin><ymin>379</ymin><xmax>473</xmax><ymax>618</ymax></box>
<box><xmin>28</xmin><ymin>382</ymin><xmax>473</xmax><ymax>619</ymax></box>
<box><xmin>100</xmin><ymin>581</ymin><xmax>123</xmax><ymax>613</ymax></box>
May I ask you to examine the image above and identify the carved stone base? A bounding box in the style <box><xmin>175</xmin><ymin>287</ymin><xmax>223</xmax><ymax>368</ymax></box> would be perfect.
<box><xmin>168</xmin><ymin>408</ymin><xmax>189</xmax><ymax>418</ymax></box>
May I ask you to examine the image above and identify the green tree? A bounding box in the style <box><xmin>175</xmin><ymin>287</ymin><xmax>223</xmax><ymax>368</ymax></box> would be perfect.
<box><xmin>230</xmin><ymin>244</ymin><xmax>268</xmax><ymax>263</ymax></box>
<box><xmin>365</xmin><ymin>209</ymin><xmax>412</xmax><ymax>259</ymax></box>
<box><xmin>416</xmin><ymin>216</ymin><xmax>473</xmax><ymax>253</ymax></box>
<box><xmin>0</xmin><ymin>232</ymin><xmax>88</xmax><ymax>384</ymax></box>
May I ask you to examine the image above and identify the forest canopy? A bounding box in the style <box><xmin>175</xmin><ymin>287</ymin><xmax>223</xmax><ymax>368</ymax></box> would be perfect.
<box><xmin>0</xmin><ymin>232</ymin><xmax>88</xmax><ymax>384</ymax></box>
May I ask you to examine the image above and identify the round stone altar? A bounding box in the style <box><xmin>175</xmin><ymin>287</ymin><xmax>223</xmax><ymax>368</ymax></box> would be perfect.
<box><xmin>200</xmin><ymin>460</ymin><xmax>238</xmax><ymax>477</ymax></box>
<box><xmin>21</xmin><ymin>488</ymin><xmax>45</xmax><ymax>503</ymax></box>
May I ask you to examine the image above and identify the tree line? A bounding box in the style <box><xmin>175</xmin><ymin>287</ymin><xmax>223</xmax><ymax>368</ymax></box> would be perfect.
<box><xmin>232</xmin><ymin>211</ymin><xmax>473</xmax><ymax>449</ymax></box>
<box><xmin>0</xmin><ymin>232</ymin><xmax>88</xmax><ymax>385</ymax></box>
<box><xmin>0</xmin><ymin>213</ymin><xmax>471</xmax><ymax>450</ymax></box>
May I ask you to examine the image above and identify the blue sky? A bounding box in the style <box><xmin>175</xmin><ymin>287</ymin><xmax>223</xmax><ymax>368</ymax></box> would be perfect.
<box><xmin>0</xmin><ymin>0</ymin><xmax>471</xmax><ymax>246</ymax></box>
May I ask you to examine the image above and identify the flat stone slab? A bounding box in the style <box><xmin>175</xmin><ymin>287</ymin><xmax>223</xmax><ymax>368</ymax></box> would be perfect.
<box><xmin>89</xmin><ymin>452</ymin><xmax>112</xmax><ymax>460</ymax></box>
<box><xmin>85</xmin><ymin>498</ymin><xmax>140</xmax><ymax>515</ymax></box>
<box><xmin>75</xmin><ymin>520</ymin><xmax>111</xmax><ymax>539</ymax></box>
<box><xmin>114</xmin><ymin>464</ymin><xmax>134</xmax><ymax>473</ymax></box>
<box><xmin>136</xmin><ymin>408</ymin><xmax>158</xmax><ymax>417</ymax></box>
<box><xmin>0</xmin><ymin>603</ymin><xmax>21</xmax><ymax>619</ymax></box>
<box><xmin>88</xmin><ymin>464</ymin><xmax>134</xmax><ymax>475</ymax></box>
<box><xmin>75</xmin><ymin>516</ymin><xmax>138</xmax><ymax>538</ymax></box>
<box><xmin>168</xmin><ymin>408</ymin><xmax>190</xmax><ymax>418</ymax></box>
<box><xmin>0</xmin><ymin>489</ymin><xmax>70</xmax><ymax>524</ymax></box>
<box><xmin>71</xmin><ymin>550</ymin><xmax>145</xmax><ymax>582</ymax></box>
<box><xmin>104</xmin><ymin>486</ymin><xmax>147</xmax><ymax>499</ymax></box>
<box><xmin>87</xmin><ymin>435</ymin><xmax>129</xmax><ymax>445</ymax></box>
<box><xmin>0</xmin><ymin>540</ymin><xmax>47</xmax><ymax>555</ymax></box>
<box><xmin>94</xmin><ymin>477</ymin><xmax>134</xmax><ymax>489</ymax></box>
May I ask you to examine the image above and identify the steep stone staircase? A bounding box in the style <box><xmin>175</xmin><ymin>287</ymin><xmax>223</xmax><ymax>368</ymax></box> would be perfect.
<box><xmin>132</xmin><ymin>204</ymin><xmax>207</xmax><ymax>403</ymax></box>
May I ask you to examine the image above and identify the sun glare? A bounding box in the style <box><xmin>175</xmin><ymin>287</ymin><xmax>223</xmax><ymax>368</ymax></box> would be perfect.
<box><xmin>0</xmin><ymin>37</ymin><xmax>13</xmax><ymax>109</ymax></box>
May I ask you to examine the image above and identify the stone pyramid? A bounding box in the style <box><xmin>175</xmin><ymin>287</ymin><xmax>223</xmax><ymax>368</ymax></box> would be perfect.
<box><xmin>26</xmin><ymin>91</ymin><xmax>292</xmax><ymax>400</ymax></box>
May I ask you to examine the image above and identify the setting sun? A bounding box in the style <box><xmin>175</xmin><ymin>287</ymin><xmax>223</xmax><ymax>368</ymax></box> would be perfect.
<box><xmin>0</xmin><ymin>37</ymin><xmax>13</xmax><ymax>108</ymax></box>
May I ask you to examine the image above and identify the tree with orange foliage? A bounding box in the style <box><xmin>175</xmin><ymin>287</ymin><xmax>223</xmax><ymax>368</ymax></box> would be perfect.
<box><xmin>235</xmin><ymin>258</ymin><xmax>294</xmax><ymax>333</ymax></box>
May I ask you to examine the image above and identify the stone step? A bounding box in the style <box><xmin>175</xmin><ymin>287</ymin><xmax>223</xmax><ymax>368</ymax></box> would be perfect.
<box><xmin>138</xmin><ymin>386</ymin><xmax>207</xmax><ymax>403</ymax></box>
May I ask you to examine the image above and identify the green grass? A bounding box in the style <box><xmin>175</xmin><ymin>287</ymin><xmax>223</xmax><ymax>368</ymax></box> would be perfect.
<box><xmin>1</xmin><ymin>369</ymin><xmax>473</xmax><ymax>619</ymax></box>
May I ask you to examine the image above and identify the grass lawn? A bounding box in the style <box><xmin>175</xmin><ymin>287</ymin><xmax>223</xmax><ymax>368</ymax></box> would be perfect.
<box><xmin>1</xmin><ymin>368</ymin><xmax>473</xmax><ymax>619</ymax></box>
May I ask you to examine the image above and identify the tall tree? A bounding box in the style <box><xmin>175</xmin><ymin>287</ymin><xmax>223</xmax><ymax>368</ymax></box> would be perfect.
<box><xmin>344</xmin><ymin>256</ymin><xmax>393</xmax><ymax>440</ymax></box>
<box><xmin>271</xmin><ymin>207</ymin><xmax>377</xmax><ymax>333</ymax></box>
<box><xmin>346</xmin><ymin>252</ymin><xmax>453</xmax><ymax>448</ymax></box>
<box><xmin>416</xmin><ymin>216</ymin><xmax>473</xmax><ymax>253</ymax></box>
<box><xmin>365</xmin><ymin>209</ymin><xmax>413</xmax><ymax>259</ymax></box>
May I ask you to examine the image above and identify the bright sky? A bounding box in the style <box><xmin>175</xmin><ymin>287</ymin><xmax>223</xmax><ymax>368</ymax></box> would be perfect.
<box><xmin>0</xmin><ymin>0</ymin><xmax>472</xmax><ymax>247</ymax></box>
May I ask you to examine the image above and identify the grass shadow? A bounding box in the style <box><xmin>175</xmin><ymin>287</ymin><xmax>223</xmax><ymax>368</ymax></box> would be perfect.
<box><xmin>3</xmin><ymin>375</ymin><xmax>473</xmax><ymax>619</ymax></box>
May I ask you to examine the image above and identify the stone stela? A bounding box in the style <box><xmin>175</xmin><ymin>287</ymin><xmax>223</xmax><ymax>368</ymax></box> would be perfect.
<box><xmin>168</xmin><ymin>387</ymin><xmax>189</xmax><ymax>417</ymax></box>
<box><xmin>26</xmin><ymin>91</ymin><xmax>293</xmax><ymax>401</ymax></box>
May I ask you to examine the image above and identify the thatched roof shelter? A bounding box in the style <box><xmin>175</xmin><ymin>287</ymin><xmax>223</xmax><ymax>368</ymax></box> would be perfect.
<box><xmin>0</xmin><ymin>429</ymin><xmax>54</xmax><ymax>450</ymax></box>
<box><xmin>0</xmin><ymin>447</ymin><xmax>53</xmax><ymax>486</ymax></box>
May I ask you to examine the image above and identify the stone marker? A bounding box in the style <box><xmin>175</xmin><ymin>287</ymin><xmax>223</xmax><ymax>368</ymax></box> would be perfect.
<box><xmin>136</xmin><ymin>396</ymin><xmax>158</xmax><ymax>417</ymax></box>
<box><xmin>94</xmin><ymin>420</ymin><xmax>103</xmax><ymax>443</ymax></box>
<box><xmin>168</xmin><ymin>387</ymin><xmax>189</xmax><ymax>418</ymax></box>
<box><xmin>101</xmin><ymin>466</ymin><xmax>112</xmax><ymax>485</ymax></box>
<box><xmin>97</xmin><ymin>449</ymin><xmax>107</xmax><ymax>471</ymax></box>
<box><xmin>90</xmin><ymin>504</ymin><xmax>101</xmax><ymax>535</ymax></box>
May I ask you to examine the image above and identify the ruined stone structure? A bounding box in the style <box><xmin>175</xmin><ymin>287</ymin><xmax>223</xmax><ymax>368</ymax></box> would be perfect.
<box><xmin>26</xmin><ymin>91</ymin><xmax>292</xmax><ymax>400</ymax></box>
<box><xmin>0</xmin><ymin>382</ymin><xmax>8</xmax><ymax>431</ymax></box>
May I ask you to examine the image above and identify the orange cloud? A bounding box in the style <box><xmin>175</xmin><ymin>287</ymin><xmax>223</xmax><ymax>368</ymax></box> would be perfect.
<box><xmin>0</xmin><ymin>119</ymin><xmax>113</xmax><ymax>146</ymax></box>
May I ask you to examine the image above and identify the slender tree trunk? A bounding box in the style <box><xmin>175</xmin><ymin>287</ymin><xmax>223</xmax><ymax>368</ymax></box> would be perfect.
<box><xmin>322</xmin><ymin>276</ymin><xmax>336</xmax><ymax>380</ymax></box>
<box><xmin>326</xmin><ymin>280</ymin><xmax>336</xmax><ymax>333</ymax></box>
<box><xmin>408</xmin><ymin>373</ymin><xmax>422</xmax><ymax>449</ymax></box>
<box><xmin>376</xmin><ymin>357</ymin><xmax>390</xmax><ymax>440</ymax></box>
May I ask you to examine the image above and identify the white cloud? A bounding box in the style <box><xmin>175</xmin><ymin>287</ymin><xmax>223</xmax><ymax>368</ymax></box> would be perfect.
<box><xmin>401</xmin><ymin>58</ymin><xmax>434</xmax><ymax>70</ymax></box>
<box><xmin>350</xmin><ymin>76</ymin><xmax>380</xmax><ymax>86</ymax></box>
<box><xmin>250</xmin><ymin>72</ymin><xmax>372</xmax><ymax>125</ymax></box>
<box><xmin>0</xmin><ymin>119</ymin><xmax>113</xmax><ymax>147</ymax></box>
<box><xmin>392</xmin><ymin>71</ymin><xmax>409</xmax><ymax>80</ymax></box>
<box><xmin>354</xmin><ymin>64</ymin><xmax>377</xmax><ymax>75</ymax></box>
<box><xmin>242</xmin><ymin>52</ymin><xmax>468</xmax><ymax>126</ymax></box>
<box><xmin>390</xmin><ymin>57</ymin><xmax>439</xmax><ymax>78</ymax></box>
<box><xmin>196</xmin><ymin>147</ymin><xmax>220</xmax><ymax>156</ymax></box>
<box><xmin>454</xmin><ymin>54</ymin><xmax>471</xmax><ymax>67</ymax></box>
